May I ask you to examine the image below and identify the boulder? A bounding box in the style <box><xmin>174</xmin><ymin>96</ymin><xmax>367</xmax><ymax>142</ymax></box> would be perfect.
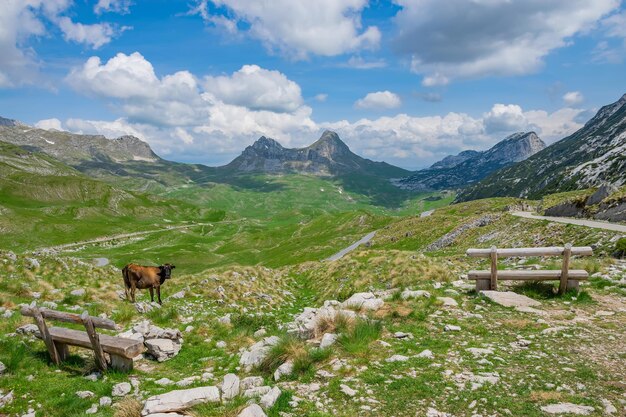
<box><xmin>99</xmin><ymin>397</ymin><xmax>112</xmax><ymax>407</ymax></box>
<box><xmin>76</xmin><ymin>391</ymin><xmax>95</xmax><ymax>399</ymax></box>
<box><xmin>145</xmin><ymin>339</ymin><xmax>181</xmax><ymax>362</ymax></box>
<box><xmin>238</xmin><ymin>404</ymin><xmax>267</xmax><ymax>417</ymax></box>
<box><xmin>112</xmin><ymin>382</ymin><xmax>131</xmax><ymax>397</ymax></box>
<box><xmin>243</xmin><ymin>386</ymin><xmax>272</xmax><ymax>398</ymax></box>
<box><xmin>16</xmin><ymin>324</ymin><xmax>40</xmax><ymax>336</ymax></box>
<box><xmin>480</xmin><ymin>291</ymin><xmax>540</xmax><ymax>308</ymax></box>
<box><xmin>586</xmin><ymin>185</ymin><xmax>617</xmax><ymax>206</ymax></box>
<box><xmin>221</xmin><ymin>373</ymin><xmax>240</xmax><ymax>400</ymax></box>
<box><xmin>401</xmin><ymin>290</ymin><xmax>431</xmax><ymax>299</ymax></box>
<box><xmin>142</xmin><ymin>386</ymin><xmax>220</xmax><ymax>415</ymax></box>
<box><xmin>260</xmin><ymin>386</ymin><xmax>281</xmax><ymax>408</ymax></box>
<box><xmin>239</xmin><ymin>336</ymin><xmax>280</xmax><ymax>371</ymax></box>
<box><xmin>341</xmin><ymin>292</ymin><xmax>384</xmax><ymax>311</ymax></box>
<box><xmin>241</xmin><ymin>376</ymin><xmax>264</xmax><ymax>390</ymax></box>
<box><xmin>273</xmin><ymin>361</ymin><xmax>293</xmax><ymax>381</ymax></box>
<box><xmin>540</xmin><ymin>403</ymin><xmax>594</xmax><ymax>415</ymax></box>
<box><xmin>319</xmin><ymin>333</ymin><xmax>338</xmax><ymax>349</ymax></box>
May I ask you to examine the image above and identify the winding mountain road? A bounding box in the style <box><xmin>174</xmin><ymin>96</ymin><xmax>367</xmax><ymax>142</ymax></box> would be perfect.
<box><xmin>326</xmin><ymin>231</ymin><xmax>376</xmax><ymax>261</ymax></box>
<box><xmin>511</xmin><ymin>211</ymin><xmax>626</xmax><ymax>233</ymax></box>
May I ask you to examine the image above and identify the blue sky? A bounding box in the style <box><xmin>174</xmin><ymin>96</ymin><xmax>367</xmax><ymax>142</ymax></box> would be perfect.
<box><xmin>1</xmin><ymin>0</ymin><xmax>625</xmax><ymax>169</ymax></box>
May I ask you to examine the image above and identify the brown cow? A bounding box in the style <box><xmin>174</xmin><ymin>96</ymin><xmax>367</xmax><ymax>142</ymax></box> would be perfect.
<box><xmin>122</xmin><ymin>263</ymin><xmax>175</xmax><ymax>304</ymax></box>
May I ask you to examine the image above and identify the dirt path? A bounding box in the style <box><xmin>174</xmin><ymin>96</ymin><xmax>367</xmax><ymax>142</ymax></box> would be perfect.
<box><xmin>326</xmin><ymin>231</ymin><xmax>376</xmax><ymax>261</ymax></box>
<box><xmin>511</xmin><ymin>211</ymin><xmax>626</xmax><ymax>233</ymax></box>
<box><xmin>32</xmin><ymin>222</ymin><xmax>217</xmax><ymax>254</ymax></box>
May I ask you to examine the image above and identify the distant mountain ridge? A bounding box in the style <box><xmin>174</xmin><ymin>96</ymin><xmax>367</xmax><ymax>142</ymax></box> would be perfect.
<box><xmin>393</xmin><ymin>132</ymin><xmax>546</xmax><ymax>191</ymax></box>
<box><xmin>222</xmin><ymin>130</ymin><xmax>410</xmax><ymax>178</ymax></box>
<box><xmin>456</xmin><ymin>93</ymin><xmax>626</xmax><ymax>201</ymax></box>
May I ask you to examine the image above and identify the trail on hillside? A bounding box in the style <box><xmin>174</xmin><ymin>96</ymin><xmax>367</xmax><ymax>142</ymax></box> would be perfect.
<box><xmin>326</xmin><ymin>231</ymin><xmax>376</xmax><ymax>261</ymax></box>
<box><xmin>31</xmin><ymin>222</ymin><xmax>220</xmax><ymax>254</ymax></box>
<box><xmin>511</xmin><ymin>211</ymin><xmax>626</xmax><ymax>232</ymax></box>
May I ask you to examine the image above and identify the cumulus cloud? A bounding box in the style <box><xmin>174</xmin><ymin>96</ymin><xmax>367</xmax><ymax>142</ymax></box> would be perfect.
<box><xmin>563</xmin><ymin>91</ymin><xmax>584</xmax><ymax>106</ymax></box>
<box><xmin>35</xmin><ymin>118</ymin><xmax>63</xmax><ymax>131</ymax></box>
<box><xmin>62</xmin><ymin>52</ymin><xmax>587</xmax><ymax>168</ymax></box>
<box><xmin>0</xmin><ymin>0</ymin><xmax>125</xmax><ymax>88</ymax></box>
<box><xmin>345</xmin><ymin>56</ymin><xmax>387</xmax><ymax>69</ymax></box>
<box><xmin>314</xmin><ymin>94</ymin><xmax>328</xmax><ymax>102</ymax></box>
<box><xmin>355</xmin><ymin>91</ymin><xmax>402</xmax><ymax>109</ymax></box>
<box><xmin>191</xmin><ymin>0</ymin><xmax>380</xmax><ymax>58</ymax></box>
<box><xmin>394</xmin><ymin>0</ymin><xmax>619</xmax><ymax>83</ymax></box>
<box><xmin>203</xmin><ymin>65</ymin><xmax>304</xmax><ymax>113</ymax></box>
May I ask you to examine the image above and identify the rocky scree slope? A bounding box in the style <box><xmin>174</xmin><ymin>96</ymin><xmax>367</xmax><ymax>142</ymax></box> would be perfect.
<box><xmin>457</xmin><ymin>93</ymin><xmax>626</xmax><ymax>202</ymax></box>
<box><xmin>394</xmin><ymin>132</ymin><xmax>545</xmax><ymax>191</ymax></box>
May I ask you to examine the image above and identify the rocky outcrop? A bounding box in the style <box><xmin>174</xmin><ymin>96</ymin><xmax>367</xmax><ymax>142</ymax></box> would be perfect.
<box><xmin>395</xmin><ymin>132</ymin><xmax>545</xmax><ymax>191</ymax></box>
<box><xmin>425</xmin><ymin>215</ymin><xmax>499</xmax><ymax>251</ymax></box>
<box><xmin>141</xmin><ymin>386</ymin><xmax>220</xmax><ymax>415</ymax></box>
<box><xmin>239</xmin><ymin>336</ymin><xmax>281</xmax><ymax>371</ymax></box>
<box><xmin>119</xmin><ymin>320</ymin><xmax>183</xmax><ymax>362</ymax></box>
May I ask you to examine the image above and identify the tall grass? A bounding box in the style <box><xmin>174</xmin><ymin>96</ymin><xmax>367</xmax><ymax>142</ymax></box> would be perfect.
<box><xmin>337</xmin><ymin>318</ymin><xmax>382</xmax><ymax>356</ymax></box>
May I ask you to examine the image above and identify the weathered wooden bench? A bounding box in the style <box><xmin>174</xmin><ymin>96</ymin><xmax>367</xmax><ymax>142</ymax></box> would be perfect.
<box><xmin>20</xmin><ymin>305</ymin><xmax>144</xmax><ymax>372</ymax></box>
<box><xmin>466</xmin><ymin>244</ymin><xmax>593</xmax><ymax>294</ymax></box>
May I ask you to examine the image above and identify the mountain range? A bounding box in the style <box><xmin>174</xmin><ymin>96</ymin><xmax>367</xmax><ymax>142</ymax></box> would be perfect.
<box><xmin>457</xmin><ymin>93</ymin><xmax>626</xmax><ymax>201</ymax></box>
<box><xmin>393</xmin><ymin>132</ymin><xmax>546</xmax><ymax>191</ymax></box>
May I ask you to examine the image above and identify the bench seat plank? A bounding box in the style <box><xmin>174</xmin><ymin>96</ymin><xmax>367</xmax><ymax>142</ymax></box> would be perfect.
<box><xmin>35</xmin><ymin>327</ymin><xmax>144</xmax><ymax>359</ymax></box>
<box><xmin>468</xmin><ymin>269</ymin><xmax>589</xmax><ymax>281</ymax></box>
<box><xmin>467</xmin><ymin>247</ymin><xmax>593</xmax><ymax>258</ymax></box>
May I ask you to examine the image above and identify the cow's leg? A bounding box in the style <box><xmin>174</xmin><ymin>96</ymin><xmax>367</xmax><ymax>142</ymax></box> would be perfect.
<box><xmin>124</xmin><ymin>285</ymin><xmax>131</xmax><ymax>302</ymax></box>
<box><xmin>157</xmin><ymin>286</ymin><xmax>162</xmax><ymax>305</ymax></box>
<box><xmin>149</xmin><ymin>287</ymin><xmax>154</xmax><ymax>303</ymax></box>
<box><xmin>130</xmin><ymin>282</ymin><xmax>137</xmax><ymax>303</ymax></box>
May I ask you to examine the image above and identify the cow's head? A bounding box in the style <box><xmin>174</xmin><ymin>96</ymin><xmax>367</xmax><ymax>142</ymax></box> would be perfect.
<box><xmin>159</xmin><ymin>263</ymin><xmax>176</xmax><ymax>280</ymax></box>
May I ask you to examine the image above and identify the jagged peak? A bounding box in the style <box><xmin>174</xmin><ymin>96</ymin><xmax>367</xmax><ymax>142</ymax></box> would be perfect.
<box><xmin>0</xmin><ymin>116</ymin><xmax>25</xmax><ymax>127</ymax></box>
<box><xmin>309</xmin><ymin>130</ymin><xmax>350</xmax><ymax>150</ymax></box>
<box><xmin>250</xmin><ymin>136</ymin><xmax>284</xmax><ymax>150</ymax></box>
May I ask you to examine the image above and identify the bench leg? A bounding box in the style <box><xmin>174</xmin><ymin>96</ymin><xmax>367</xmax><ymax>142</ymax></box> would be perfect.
<box><xmin>566</xmin><ymin>280</ymin><xmax>579</xmax><ymax>292</ymax></box>
<box><xmin>54</xmin><ymin>342</ymin><xmax>69</xmax><ymax>361</ymax></box>
<box><xmin>476</xmin><ymin>279</ymin><xmax>490</xmax><ymax>291</ymax></box>
<box><xmin>110</xmin><ymin>354</ymin><xmax>134</xmax><ymax>372</ymax></box>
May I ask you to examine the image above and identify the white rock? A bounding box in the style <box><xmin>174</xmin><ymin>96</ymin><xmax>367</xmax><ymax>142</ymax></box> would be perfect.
<box><xmin>386</xmin><ymin>355</ymin><xmax>409</xmax><ymax>363</ymax></box>
<box><xmin>70</xmin><ymin>289</ymin><xmax>86</xmax><ymax>297</ymax></box>
<box><xmin>218</xmin><ymin>314</ymin><xmax>231</xmax><ymax>325</ymax></box>
<box><xmin>319</xmin><ymin>333</ymin><xmax>338</xmax><ymax>349</ymax></box>
<box><xmin>260</xmin><ymin>386</ymin><xmax>281</xmax><ymax>408</ymax></box>
<box><xmin>340</xmin><ymin>384</ymin><xmax>357</xmax><ymax>397</ymax></box>
<box><xmin>216</xmin><ymin>340</ymin><xmax>227</xmax><ymax>348</ymax></box>
<box><xmin>0</xmin><ymin>361</ymin><xmax>5</xmax><ymax>375</ymax></box>
<box><xmin>401</xmin><ymin>289</ymin><xmax>431</xmax><ymax>299</ymax></box>
<box><xmin>437</xmin><ymin>297</ymin><xmax>458</xmax><ymax>307</ymax></box>
<box><xmin>243</xmin><ymin>386</ymin><xmax>272</xmax><ymax>398</ymax></box>
<box><xmin>254</xmin><ymin>328</ymin><xmax>267</xmax><ymax>338</ymax></box>
<box><xmin>145</xmin><ymin>338</ymin><xmax>182</xmax><ymax>362</ymax></box>
<box><xmin>342</xmin><ymin>292</ymin><xmax>384</xmax><ymax>311</ymax></box>
<box><xmin>416</xmin><ymin>349</ymin><xmax>434</xmax><ymax>359</ymax></box>
<box><xmin>466</xmin><ymin>348</ymin><xmax>494</xmax><ymax>357</ymax></box>
<box><xmin>238</xmin><ymin>404</ymin><xmax>267</xmax><ymax>417</ymax></box>
<box><xmin>76</xmin><ymin>391</ymin><xmax>95</xmax><ymax>399</ymax></box>
<box><xmin>274</xmin><ymin>361</ymin><xmax>293</xmax><ymax>381</ymax></box>
<box><xmin>240</xmin><ymin>336</ymin><xmax>280</xmax><ymax>371</ymax></box>
<box><xmin>480</xmin><ymin>291</ymin><xmax>541</xmax><ymax>308</ymax></box>
<box><xmin>444</xmin><ymin>324</ymin><xmax>461</xmax><ymax>332</ymax></box>
<box><xmin>85</xmin><ymin>404</ymin><xmax>98</xmax><ymax>414</ymax></box>
<box><xmin>99</xmin><ymin>397</ymin><xmax>112</xmax><ymax>407</ymax></box>
<box><xmin>221</xmin><ymin>373</ymin><xmax>240</xmax><ymax>400</ymax></box>
<box><xmin>176</xmin><ymin>376</ymin><xmax>200</xmax><ymax>387</ymax></box>
<box><xmin>540</xmin><ymin>403</ymin><xmax>594</xmax><ymax>415</ymax></box>
<box><xmin>169</xmin><ymin>290</ymin><xmax>185</xmax><ymax>299</ymax></box>
<box><xmin>112</xmin><ymin>382</ymin><xmax>131</xmax><ymax>397</ymax></box>
<box><xmin>241</xmin><ymin>376</ymin><xmax>264</xmax><ymax>390</ymax></box>
<box><xmin>601</xmin><ymin>398</ymin><xmax>617</xmax><ymax>415</ymax></box>
<box><xmin>155</xmin><ymin>378</ymin><xmax>174</xmax><ymax>386</ymax></box>
<box><xmin>142</xmin><ymin>386</ymin><xmax>221</xmax><ymax>415</ymax></box>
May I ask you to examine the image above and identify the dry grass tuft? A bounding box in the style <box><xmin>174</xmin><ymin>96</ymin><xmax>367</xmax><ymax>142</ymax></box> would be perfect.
<box><xmin>113</xmin><ymin>397</ymin><xmax>143</xmax><ymax>417</ymax></box>
<box><xmin>314</xmin><ymin>311</ymin><xmax>355</xmax><ymax>338</ymax></box>
<box><xmin>529</xmin><ymin>391</ymin><xmax>563</xmax><ymax>402</ymax></box>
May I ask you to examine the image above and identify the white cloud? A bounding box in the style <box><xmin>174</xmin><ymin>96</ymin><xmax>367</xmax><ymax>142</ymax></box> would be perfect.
<box><xmin>56</xmin><ymin>17</ymin><xmax>118</xmax><ymax>49</ymax></box>
<box><xmin>191</xmin><ymin>0</ymin><xmax>380</xmax><ymax>58</ymax></box>
<box><xmin>563</xmin><ymin>91</ymin><xmax>584</xmax><ymax>106</ymax></box>
<box><xmin>394</xmin><ymin>0</ymin><xmax>620</xmax><ymax>83</ymax></box>
<box><xmin>0</xmin><ymin>0</ymin><xmax>125</xmax><ymax>88</ymax></box>
<box><xmin>345</xmin><ymin>56</ymin><xmax>387</xmax><ymax>69</ymax></box>
<box><xmin>35</xmin><ymin>118</ymin><xmax>63</xmax><ymax>130</ymax></box>
<box><xmin>94</xmin><ymin>0</ymin><xmax>133</xmax><ymax>15</ymax></box>
<box><xmin>421</xmin><ymin>72</ymin><xmax>449</xmax><ymax>87</ymax></box>
<box><xmin>203</xmin><ymin>65</ymin><xmax>304</xmax><ymax>113</ymax></box>
<box><xmin>314</xmin><ymin>94</ymin><xmax>328</xmax><ymax>102</ymax></box>
<box><xmin>62</xmin><ymin>52</ymin><xmax>587</xmax><ymax>168</ymax></box>
<box><xmin>355</xmin><ymin>91</ymin><xmax>402</xmax><ymax>109</ymax></box>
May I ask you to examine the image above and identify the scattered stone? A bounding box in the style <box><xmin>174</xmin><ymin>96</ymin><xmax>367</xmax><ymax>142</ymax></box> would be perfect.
<box><xmin>76</xmin><ymin>391</ymin><xmax>95</xmax><ymax>399</ymax></box>
<box><xmin>70</xmin><ymin>288</ymin><xmax>86</xmax><ymax>297</ymax></box>
<box><xmin>99</xmin><ymin>397</ymin><xmax>112</xmax><ymax>407</ymax></box>
<box><xmin>480</xmin><ymin>291</ymin><xmax>540</xmax><ymax>308</ymax></box>
<box><xmin>260</xmin><ymin>386</ymin><xmax>281</xmax><ymax>408</ymax></box>
<box><xmin>319</xmin><ymin>333</ymin><xmax>338</xmax><ymax>348</ymax></box>
<box><xmin>444</xmin><ymin>324</ymin><xmax>461</xmax><ymax>332</ymax></box>
<box><xmin>393</xmin><ymin>331</ymin><xmax>412</xmax><ymax>339</ymax></box>
<box><xmin>169</xmin><ymin>290</ymin><xmax>185</xmax><ymax>299</ymax></box>
<box><xmin>341</xmin><ymin>292</ymin><xmax>384</xmax><ymax>311</ymax></box>
<box><xmin>416</xmin><ymin>349</ymin><xmax>434</xmax><ymax>359</ymax></box>
<box><xmin>16</xmin><ymin>324</ymin><xmax>39</xmax><ymax>336</ymax></box>
<box><xmin>176</xmin><ymin>376</ymin><xmax>200</xmax><ymax>387</ymax></box>
<box><xmin>274</xmin><ymin>360</ymin><xmax>294</xmax><ymax>381</ymax></box>
<box><xmin>142</xmin><ymin>386</ymin><xmax>221</xmax><ymax>415</ymax></box>
<box><xmin>241</xmin><ymin>376</ymin><xmax>264</xmax><ymax>390</ymax></box>
<box><xmin>25</xmin><ymin>258</ymin><xmax>40</xmax><ymax>269</ymax></box>
<box><xmin>145</xmin><ymin>339</ymin><xmax>182</xmax><ymax>362</ymax></box>
<box><xmin>466</xmin><ymin>348</ymin><xmax>494</xmax><ymax>357</ymax></box>
<box><xmin>85</xmin><ymin>404</ymin><xmax>98</xmax><ymax>414</ymax></box>
<box><xmin>515</xmin><ymin>306</ymin><xmax>545</xmax><ymax>315</ymax></box>
<box><xmin>135</xmin><ymin>302</ymin><xmax>160</xmax><ymax>314</ymax></box>
<box><xmin>243</xmin><ymin>386</ymin><xmax>272</xmax><ymax>398</ymax></box>
<box><xmin>0</xmin><ymin>391</ymin><xmax>14</xmax><ymax>407</ymax></box>
<box><xmin>340</xmin><ymin>384</ymin><xmax>357</xmax><ymax>397</ymax></box>
<box><xmin>84</xmin><ymin>372</ymin><xmax>100</xmax><ymax>382</ymax></box>
<box><xmin>216</xmin><ymin>341</ymin><xmax>227</xmax><ymax>348</ymax></box>
<box><xmin>437</xmin><ymin>297</ymin><xmax>458</xmax><ymax>307</ymax></box>
<box><xmin>254</xmin><ymin>328</ymin><xmax>267</xmax><ymax>338</ymax></box>
<box><xmin>112</xmin><ymin>382</ymin><xmax>131</xmax><ymax>397</ymax></box>
<box><xmin>221</xmin><ymin>373</ymin><xmax>240</xmax><ymax>400</ymax></box>
<box><xmin>601</xmin><ymin>398</ymin><xmax>617</xmax><ymax>415</ymax></box>
<box><xmin>401</xmin><ymin>289</ymin><xmax>431</xmax><ymax>299</ymax></box>
<box><xmin>240</xmin><ymin>336</ymin><xmax>280</xmax><ymax>371</ymax></box>
<box><xmin>238</xmin><ymin>404</ymin><xmax>267</xmax><ymax>417</ymax></box>
<box><xmin>218</xmin><ymin>314</ymin><xmax>231</xmax><ymax>325</ymax></box>
<box><xmin>155</xmin><ymin>378</ymin><xmax>174</xmax><ymax>386</ymax></box>
<box><xmin>540</xmin><ymin>403</ymin><xmax>594</xmax><ymax>415</ymax></box>
<box><xmin>0</xmin><ymin>361</ymin><xmax>5</xmax><ymax>375</ymax></box>
<box><xmin>386</xmin><ymin>355</ymin><xmax>409</xmax><ymax>363</ymax></box>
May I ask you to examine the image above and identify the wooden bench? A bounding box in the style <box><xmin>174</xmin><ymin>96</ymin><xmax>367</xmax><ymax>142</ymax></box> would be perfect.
<box><xmin>20</xmin><ymin>305</ymin><xmax>144</xmax><ymax>372</ymax></box>
<box><xmin>466</xmin><ymin>244</ymin><xmax>593</xmax><ymax>294</ymax></box>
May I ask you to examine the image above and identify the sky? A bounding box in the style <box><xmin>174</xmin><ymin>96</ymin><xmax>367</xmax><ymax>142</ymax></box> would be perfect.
<box><xmin>1</xmin><ymin>0</ymin><xmax>625</xmax><ymax>170</ymax></box>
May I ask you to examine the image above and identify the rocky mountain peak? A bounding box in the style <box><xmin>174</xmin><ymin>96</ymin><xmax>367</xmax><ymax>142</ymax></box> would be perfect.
<box><xmin>486</xmin><ymin>131</ymin><xmax>546</xmax><ymax>163</ymax></box>
<box><xmin>308</xmin><ymin>130</ymin><xmax>350</xmax><ymax>159</ymax></box>
<box><xmin>0</xmin><ymin>116</ymin><xmax>23</xmax><ymax>127</ymax></box>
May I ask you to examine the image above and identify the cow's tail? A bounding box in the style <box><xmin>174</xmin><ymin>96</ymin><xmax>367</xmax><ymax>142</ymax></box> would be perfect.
<box><xmin>122</xmin><ymin>265</ymin><xmax>130</xmax><ymax>289</ymax></box>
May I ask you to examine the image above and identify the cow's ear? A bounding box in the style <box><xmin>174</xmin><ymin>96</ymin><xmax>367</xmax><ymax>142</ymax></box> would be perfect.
<box><xmin>171</xmin><ymin>265</ymin><xmax>176</xmax><ymax>269</ymax></box>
